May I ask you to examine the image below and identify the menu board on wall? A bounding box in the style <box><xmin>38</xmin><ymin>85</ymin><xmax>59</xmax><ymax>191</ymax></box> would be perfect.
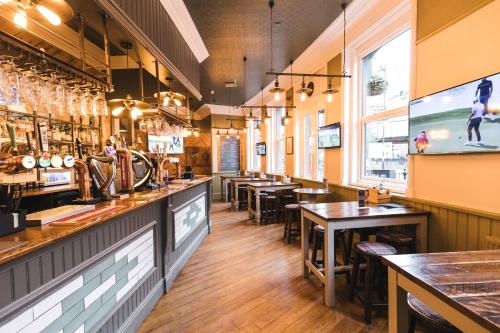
<box><xmin>220</xmin><ymin>136</ymin><xmax>240</xmax><ymax>171</ymax></box>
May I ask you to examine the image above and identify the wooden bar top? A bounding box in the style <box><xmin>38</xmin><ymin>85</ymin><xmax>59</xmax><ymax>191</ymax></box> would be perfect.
<box><xmin>22</xmin><ymin>184</ymin><xmax>79</xmax><ymax>197</ymax></box>
<box><xmin>300</xmin><ymin>201</ymin><xmax>429</xmax><ymax>221</ymax></box>
<box><xmin>0</xmin><ymin>176</ymin><xmax>213</xmax><ymax>265</ymax></box>
<box><xmin>383</xmin><ymin>250</ymin><xmax>500</xmax><ymax>332</ymax></box>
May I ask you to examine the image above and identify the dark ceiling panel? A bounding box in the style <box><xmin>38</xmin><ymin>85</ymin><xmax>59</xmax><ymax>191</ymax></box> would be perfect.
<box><xmin>184</xmin><ymin>0</ymin><xmax>348</xmax><ymax>109</ymax></box>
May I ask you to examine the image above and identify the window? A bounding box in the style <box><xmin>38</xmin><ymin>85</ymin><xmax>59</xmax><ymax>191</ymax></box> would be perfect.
<box><xmin>317</xmin><ymin>110</ymin><xmax>325</xmax><ymax>179</ymax></box>
<box><xmin>359</xmin><ymin>30</ymin><xmax>410</xmax><ymax>187</ymax></box>
<box><xmin>303</xmin><ymin>114</ymin><xmax>313</xmax><ymax>178</ymax></box>
<box><xmin>272</xmin><ymin>108</ymin><xmax>285</xmax><ymax>173</ymax></box>
<box><xmin>246</xmin><ymin>121</ymin><xmax>261</xmax><ymax>171</ymax></box>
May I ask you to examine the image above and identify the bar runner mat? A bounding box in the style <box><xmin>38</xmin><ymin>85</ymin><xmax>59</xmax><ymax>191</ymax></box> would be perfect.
<box><xmin>50</xmin><ymin>206</ymin><xmax>125</xmax><ymax>226</ymax></box>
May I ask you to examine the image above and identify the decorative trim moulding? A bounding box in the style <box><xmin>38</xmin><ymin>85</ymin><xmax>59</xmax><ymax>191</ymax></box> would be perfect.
<box><xmin>159</xmin><ymin>0</ymin><xmax>209</xmax><ymax>63</ymax></box>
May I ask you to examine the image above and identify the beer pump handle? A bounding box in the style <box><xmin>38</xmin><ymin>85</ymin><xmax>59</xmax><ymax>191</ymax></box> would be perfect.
<box><xmin>76</xmin><ymin>137</ymin><xmax>83</xmax><ymax>159</ymax></box>
<box><xmin>6</xmin><ymin>123</ymin><xmax>18</xmax><ymax>156</ymax></box>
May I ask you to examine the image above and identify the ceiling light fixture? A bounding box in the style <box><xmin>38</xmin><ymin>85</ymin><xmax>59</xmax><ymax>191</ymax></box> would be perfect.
<box><xmin>4</xmin><ymin>0</ymin><xmax>73</xmax><ymax>29</ymax></box>
<box><xmin>267</xmin><ymin>0</ymin><xmax>284</xmax><ymax>101</ymax></box>
<box><xmin>296</xmin><ymin>76</ymin><xmax>312</xmax><ymax>102</ymax></box>
<box><xmin>265</xmin><ymin>1</ymin><xmax>350</xmax><ymax>103</ymax></box>
<box><xmin>154</xmin><ymin>77</ymin><xmax>186</xmax><ymax>107</ymax></box>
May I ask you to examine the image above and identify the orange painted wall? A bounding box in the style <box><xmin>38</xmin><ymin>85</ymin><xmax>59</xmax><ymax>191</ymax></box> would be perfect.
<box><xmin>410</xmin><ymin>0</ymin><xmax>500</xmax><ymax>213</ymax></box>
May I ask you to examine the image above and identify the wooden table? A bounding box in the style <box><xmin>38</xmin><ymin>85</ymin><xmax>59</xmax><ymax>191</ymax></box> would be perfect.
<box><xmin>230</xmin><ymin>178</ymin><xmax>268</xmax><ymax>209</ymax></box>
<box><xmin>383</xmin><ymin>250</ymin><xmax>500</xmax><ymax>333</ymax></box>
<box><xmin>220</xmin><ymin>175</ymin><xmax>248</xmax><ymax>202</ymax></box>
<box><xmin>293</xmin><ymin>188</ymin><xmax>331</xmax><ymax>203</ymax></box>
<box><xmin>300</xmin><ymin>202</ymin><xmax>429</xmax><ymax>307</ymax></box>
<box><xmin>247</xmin><ymin>182</ymin><xmax>301</xmax><ymax>221</ymax></box>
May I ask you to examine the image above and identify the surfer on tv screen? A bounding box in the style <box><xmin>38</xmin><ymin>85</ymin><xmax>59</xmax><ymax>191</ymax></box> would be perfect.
<box><xmin>476</xmin><ymin>77</ymin><xmax>493</xmax><ymax>119</ymax></box>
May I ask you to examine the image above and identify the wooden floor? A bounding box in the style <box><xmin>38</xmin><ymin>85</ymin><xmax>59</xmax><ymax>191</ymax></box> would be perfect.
<box><xmin>138</xmin><ymin>202</ymin><xmax>390</xmax><ymax>333</ymax></box>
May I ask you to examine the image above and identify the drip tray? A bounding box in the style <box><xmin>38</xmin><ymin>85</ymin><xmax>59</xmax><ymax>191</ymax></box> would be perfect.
<box><xmin>0</xmin><ymin>241</ymin><xmax>28</xmax><ymax>254</ymax></box>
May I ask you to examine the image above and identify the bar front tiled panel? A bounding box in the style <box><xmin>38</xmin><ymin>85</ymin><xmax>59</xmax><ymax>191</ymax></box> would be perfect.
<box><xmin>0</xmin><ymin>180</ymin><xmax>212</xmax><ymax>333</ymax></box>
<box><xmin>0</xmin><ymin>231</ymin><xmax>154</xmax><ymax>333</ymax></box>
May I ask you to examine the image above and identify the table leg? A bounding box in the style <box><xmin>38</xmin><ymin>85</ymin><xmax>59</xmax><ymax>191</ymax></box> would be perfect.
<box><xmin>247</xmin><ymin>188</ymin><xmax>253</xmax><ymax>219</ymax></box>
<box><xmin>388</xmin><ymin>268</ymin><xmax>409</xmax><ymax>333</ymax></box>
<box><xmin>301</xmin><ymin>210</ymin><xmax>310</xmax><ymax>278</ymax></box>
<box><xmin>324</xmin><ymin>223</ymin><xmax>336</xmax><ymax>307</ymax></box>
<box><xmin>255</xmin><ymin>189</ymin><xmax>261</xmax><ymax>223</ymax></box>
<box><xmin>415</xmin><ymin>216</ymin><xmax>428</xmax><ymax>253</ymax></box>
<box><xmin>221</xmin><ymin>178</ymin><xmax>224</xmax><ymax>202</ymax></box>
<box><xmin>234</xmin><ymin>183</ymin><xmax>239</xmax><ymax>211</ymax></box>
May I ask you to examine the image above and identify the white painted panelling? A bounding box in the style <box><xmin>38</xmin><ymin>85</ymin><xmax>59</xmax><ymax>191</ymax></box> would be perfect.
<box><xmin>128</xmin><ymin>254</ymin><xmax>154</xmax><ymax>280</ymax></box>
<box><xmin>21</xmin><ymin>303</ymin><xmax>62</xmax><ymax>333</ymax></box>
<box><xmin>138</xmin><ymin>244</ymin><xmax>154</xmax><ymax>262</ymax></box>
<box><xmin>84</xmin><ymin>275</ymin><xmax>116</xmax><ymax>309</ymax></box>
<box><xmin>33</xmin><ymin>276</ymin><xmax>83</xmax><ymax>318</ymax></box>
<box><xmin>138</xmin><ymin>260</ymin><xmax>154</xmax><ymax>280</ymax></box>
<box><xmin>75</xmin><ymin>324</ymin><xmax>84</xmax><ymax>333</ymax></box>
<box><xmin>127</xmin><ymin>235</ymin><xmax>153</xmax><ymax>262</ymax></box>
<box><xmin>116</xmin><ymin>275</ymin><xmax>138</xmax><ymax>301</ymax></box>
<box><xmin>115</xmin><ymin>230</ymin><xmax>153</xmax><ymax>261</ymax></box>
<box><xmin>0</xmin><ymin>307</ymin><xmax>33</xmax><ymax>332</ymax></box>
<box><xmin>174</xmin><ymin>195</ymin><xmax>206</xmax><ymax>246</ymax></box>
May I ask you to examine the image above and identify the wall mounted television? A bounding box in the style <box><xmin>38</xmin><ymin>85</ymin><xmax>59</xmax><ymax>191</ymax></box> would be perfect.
<box><xmin>256</xmin><ymin>142</ymin><xmax>266</xmax><ymax>155</ymax></box>
<box><xmin>148</xmin><ymin>135</ymin><xmax>184</xmax><ymax>154</ymax></box>
<box><xmin>318</xmin><ymin>122</ymin><xmax>341</xmax><ymax>149</ymax></box>
<box><xmin>409</xmin><ymin>72</ymin><xmax>500</xmax><ymax>155</ymax></box>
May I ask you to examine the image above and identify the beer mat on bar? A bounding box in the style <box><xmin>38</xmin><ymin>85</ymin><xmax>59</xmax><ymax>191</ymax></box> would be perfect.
<box><xmin>0</xmin><ymin>241</ymin><xmax>28</xmax><ymax>254</ymax></box>
<box><xmin>50</xmin><ymin>206</ymin><xmax>125</xmax><ymax>226</ymax></box>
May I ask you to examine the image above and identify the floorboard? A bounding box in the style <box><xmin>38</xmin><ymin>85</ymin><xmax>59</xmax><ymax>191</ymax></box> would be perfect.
<box><xmin>138</xmin><ymin>202</ymin><xmax>394</xmax><ymax>333</ymax></box>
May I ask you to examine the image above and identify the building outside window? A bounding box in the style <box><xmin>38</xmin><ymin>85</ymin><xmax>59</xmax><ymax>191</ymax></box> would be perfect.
<box><xmin>273</xmin><ymin>108</ymin><xmax>285</xmax><ymax>173</ymax></box>
<box><xmin>303</xmin><ymin>114</ymin><xmax>313</xmax><ymax>178</ymax></box>
<box><xmin>359</xmin><ymin>29</ymin><xmax>410</xmax><ymax>187</ymax></box>
<box><xmin>317</xmin><ymin>110</ymin><xmax>325</xmax><ymax>179</ymax></box>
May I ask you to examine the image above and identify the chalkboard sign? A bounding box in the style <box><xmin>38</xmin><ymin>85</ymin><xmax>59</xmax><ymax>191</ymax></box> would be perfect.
<box><xmin>220</xmin><ymin>136</ymin><xmax>240</xmax><ymax>171</ymax></box>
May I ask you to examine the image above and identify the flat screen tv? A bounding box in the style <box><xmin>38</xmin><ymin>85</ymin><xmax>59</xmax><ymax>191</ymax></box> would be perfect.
<box><xmin>318</xmin><ymin>122</ymin><xmax>341</xmax><ymax>149</ymax></box>
<box><xmin>148</xmin><ymin>135</ymin><xmax>184</xmax><ymax>154</ymax></box>
<box><xmin>409</xmin><ymin>72</ymin><xmax>500</xmax><ymax>154</ymax></box>
<box><xmin>256</xmin><ymin>142</ymin><xmax>266</xmax><ymax>155</ymax></box>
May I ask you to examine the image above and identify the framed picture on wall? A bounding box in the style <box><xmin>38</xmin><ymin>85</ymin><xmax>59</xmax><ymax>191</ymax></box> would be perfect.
<box><xmin>286</xmin><ymin>136</ymin><xmax>294</xmax><ymax>155</ymax></box>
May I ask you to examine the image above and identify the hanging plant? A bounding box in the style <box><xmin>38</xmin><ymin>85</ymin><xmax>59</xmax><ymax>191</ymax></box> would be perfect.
<box><xmin>367</xmin><ymin>75</ymin><xmax>388</xmax><ymax>96</ymax></box>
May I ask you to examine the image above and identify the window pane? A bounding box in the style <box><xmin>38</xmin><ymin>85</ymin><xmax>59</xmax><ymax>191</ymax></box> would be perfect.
<box><xmin>274</xmin><ymin>108</ymin><xmax>285</xmax><ymax>173</ymax></box>
<box><xmin>364</xmin><ymin>115</ymin><xmax>408</xmax><ymax>181</ymax></box>
<box><xmin>317</xmin><ymin>110</ymin><xmax>325</xmax><ymax>179</ymax></box>
<box><xmin>304</xmin><ymin>114</ymin><xmax>312</xmax><ymax>178</ymax></box>
<box><xmin>362</xmin><ymin>30</ymin><xmax>410</xmax><ymax>116</ymax></box>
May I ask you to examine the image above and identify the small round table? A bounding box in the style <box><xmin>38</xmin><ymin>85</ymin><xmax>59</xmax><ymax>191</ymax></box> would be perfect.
<box><xmin>293</xmin><ymin>188</ymin><xmax>332</xmax><ymax>203</ymax></box>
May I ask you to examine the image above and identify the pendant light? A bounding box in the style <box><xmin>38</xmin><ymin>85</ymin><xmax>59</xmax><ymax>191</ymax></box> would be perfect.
<box><xmin>322</xmin><ymin>2</ymin><xmax>347</xmax><ymax>101</ymax></box>
<box><xmin>108</xmin><ymin>43</ymin><xmax>149</xmax><ymax>120</ymax></box>
<box><xmin>296</xmin><ymin>76</ymin><xmax>312</xmax><ymax>102</ymax></box>
<box><xmin>267</xmin><ymin>0</ymin><xmax>284</xmax><ymax>101</ymax></box>
<box><xmin>261</xmin><ymin>88</ymin><xmax>271</xmax><ymax>125</ymax></box>
<box><xmin>322</xmin><ymin>81</ymin><xmax>338</xmax><ymax>103</ymax></box>
<box><xmin>225</xmin><ymin>129</ymin><xmax>230</xmax><ymax>139</ymax></box>
<box><xmin>242</xmin><ymin>57</ymin><xmax>255</xmax><ymax>122</ymax></box>
<box><xmin>216</xmin><ymin>129</ymin><xmax>220</xmax><ymax>139</ymax></box>
<box><xmin>154</xmin><ymin>78</ymin><xmax>186</xmax><ymax>107</ymax></box>
<box><xmin>283</xmin><ymin>60</ymin><xmax>294</xmax><ymax>125</ymax></box>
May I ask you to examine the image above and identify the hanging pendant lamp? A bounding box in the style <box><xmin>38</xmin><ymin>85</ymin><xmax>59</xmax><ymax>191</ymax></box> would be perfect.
<box><xmin>153</xmin><ymin>77</ymin><xmax>186</xmax><ymax>107</ymax></box>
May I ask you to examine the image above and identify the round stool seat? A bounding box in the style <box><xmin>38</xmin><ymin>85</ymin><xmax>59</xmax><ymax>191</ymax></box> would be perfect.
<box><xmin>408</xmin><ymin>294</ymin><xmax>460</xmax><ymax>332</ymax></box>
<box><xmin>299</xmin><ymin>200</ymin><xmax>310</xmax><ymax>204</ymax></box>
<box><xmin>285</xmin><ymin>203</ymin><xmax>300</xmax><ymax>210</ymax></box>
<box><xmin>313</xmin><ymin>224</ymin><xmax>345</xmax><ymax>236</ymax></box>
<box><xmin>377</xmin><ymin>230</ymin><xmax>414</xmax><ymax>245</ymax></box>
<box><xmin>264</xmin><ymin>195</ymin><xmax>277</xmax><ymax>200</ymax></box>
<box><xmin>356</xmin><ymin>241</ymin><xmax>397</xmax><ymax>257</ymax></box>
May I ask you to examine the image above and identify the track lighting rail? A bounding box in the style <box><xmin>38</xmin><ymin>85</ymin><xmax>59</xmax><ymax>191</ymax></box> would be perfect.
<box><xmin>266</xmin><ymin>71</ymin><xmax>351</xmax><ymax>79</ymax></box>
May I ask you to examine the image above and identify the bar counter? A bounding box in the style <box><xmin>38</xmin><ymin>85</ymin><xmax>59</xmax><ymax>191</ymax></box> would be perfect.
<box><xmin>0</xmin><ymin>176</ymin><xmax>213</xmax><ymax>333</ymax></box>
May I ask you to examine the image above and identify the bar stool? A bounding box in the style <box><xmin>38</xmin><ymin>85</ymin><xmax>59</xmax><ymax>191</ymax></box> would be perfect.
<box><xmin>238</xmin><ymin>185</ymin><xmax>248</xmax><ymax>210</ymax></box>
<box><xmin>283</xmin><ymin>204</ymin><xmax>301</xmax><ymax>243</ymax></box>
<box><xmin>311</xmin><ymin>225</ymin><xmax>350</xmax><ymax>281</ymax></box>
<box><xmin>376</xmin><ymin>229</ymin><xmax>416</xmax><ymax>254</ymax></box>
<box><xmin>408</xmin><ymin>294</ymin><xmax>460</xmax><ymax>333</ymax></box>
<box><xmin>262</xmin><ymin>195</ymin><xmax>279</xmax><ymax>225</ymax></box>
<box><xmin>349</xmin><ymin>241</ymin><xmax>397</xmax><ymax>324</ymax></box>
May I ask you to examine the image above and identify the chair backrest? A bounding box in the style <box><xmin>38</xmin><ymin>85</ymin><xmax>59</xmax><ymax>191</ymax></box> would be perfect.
<box><xmin>485</xmin><ymin>235</ymin><xmax>500</xmax><ymax>249</ymax></box>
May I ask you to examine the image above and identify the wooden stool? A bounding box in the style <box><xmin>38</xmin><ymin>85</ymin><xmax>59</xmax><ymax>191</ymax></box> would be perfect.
<box><xmin>408</xmin><ymin>294</ymin><xmax>460</xmax><ymax>333</ymax></box>
<box><xmin>238</xmin><ymin>186</ymin><xmax>248</xmax><ymax>210</ymax></box>
<box><xmin>349</xmin><ymin>241</ymin><xmax>397</xmax><ymax>324</ymax></box>
<box><xmin>262</xmin><ymin>195</ymin><xmax>278</xmax><ymax>225</ymax></box>
<box><xmin>376</xmin><ymin>230</ymin><xmax>416</xmax><ymax>253</ymax></box>
<box><xmin>311</xmin><ymin>225</ymin><xmax>350</xmax><ymax>281</ymax></box>
<box><xmin>284</xmin><ymin>204</ymin><xmax>301</xmax><ymax>243</ymax></box>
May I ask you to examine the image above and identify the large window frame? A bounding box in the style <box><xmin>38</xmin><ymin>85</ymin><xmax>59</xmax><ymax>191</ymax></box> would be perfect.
<box><xmin>317</xmin><ymin>110</ymin><xmax>325</xmax><ymax>180</ymax></box>
<box><xmin>268</xmin><ymin>107</ymin><xmax>285</xmax><ymax>174</ymax></box>
<box><xmin>348</xmin><ymin>21</ymin><xmax>411</xmax><ymax>192</ymax></box>
<box><xmin>246</xmin><ymin>121</ymin><xmax>261</xmax><ymax>172</ymax></box>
